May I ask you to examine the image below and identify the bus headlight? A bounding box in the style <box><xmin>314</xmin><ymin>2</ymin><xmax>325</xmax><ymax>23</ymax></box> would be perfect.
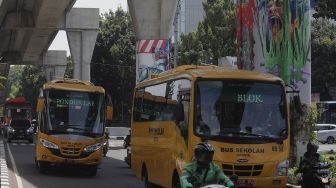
<box><xmin>84</xmin><ymin>143</ymin><xmax>102</xmax><ymax>153</ymax></box>
<box><xmin>275</xmin><ymin>160</ymin><xmax>289</xmax><ymax>176</ymax></box>
<box><xmin>40</xmin><ymin>138</ymin><xmax>59</xmax><ymax>149</ymax></box>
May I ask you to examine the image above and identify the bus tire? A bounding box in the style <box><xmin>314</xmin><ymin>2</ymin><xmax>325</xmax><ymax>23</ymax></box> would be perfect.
<box><xmin>327</xmin><ymin>137</ymin><xmax>334</xmax><ymax>144</ymax></box>
<box><xmin>172</xmin><ymin>170</ymin><xmax>181</xmax><ymax>188</ymax></box>
<box><xmin>38</xmin><ymin>161</ymin><xmax>48</xmax><ymax>174</ymax></box>
<box><xmin>142</xmin><ymin>166</ymin><xmax>154</xmax><ymax>188</ymax></box>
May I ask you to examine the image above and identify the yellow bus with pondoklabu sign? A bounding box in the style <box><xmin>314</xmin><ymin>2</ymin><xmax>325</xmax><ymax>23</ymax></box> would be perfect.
<box><xmin>35</xmin><ymin>79</ymin><xmax>113</xmax><ymax>176</ymax></box>
<box><xmin>131</xmin><ymin>65</ymin><xmax>290</xmax><ymax>187</ymax></box>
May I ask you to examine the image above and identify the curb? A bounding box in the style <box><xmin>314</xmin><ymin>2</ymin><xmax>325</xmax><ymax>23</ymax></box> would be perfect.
<box><xmin>286</xmin><ymin>184</ymin><xmax>301</xmax><ymax>188</ymax></box>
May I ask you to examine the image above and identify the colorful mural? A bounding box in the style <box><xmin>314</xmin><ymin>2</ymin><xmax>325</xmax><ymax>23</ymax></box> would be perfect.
<box><xmin>136</xmin><ymin>39</ymin><xmax>171</xmax><ymax>82</ymax></box>
<box><xmin>237</xmin><ymin>0</ymin><xmax>311</xmax><ymax>96</ymax></box>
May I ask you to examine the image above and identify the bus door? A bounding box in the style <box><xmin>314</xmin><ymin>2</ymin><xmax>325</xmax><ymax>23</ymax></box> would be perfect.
<box><xmin>167</xmin><ymin>79</ymin><xmax>191</xmax><ymax>174</ymax></box>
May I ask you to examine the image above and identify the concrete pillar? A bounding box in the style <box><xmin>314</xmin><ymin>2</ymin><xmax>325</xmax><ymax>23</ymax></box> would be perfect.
<box><xmin>65</xmin><ymin>8</ymin><xmax>99</xmax><ymax>81</ymax></box>
<box><xmin>66</xmin><ymin>30</ymin><xmax>97</xmax><ymax>81</ymax></box>
<box><xmin>42</xmin><ymin>50</ymin><xmax>67</xmax><ymax>81</ymax></box>
<box><xmin>128</xmin><ymin>0</ymin><xmax>177</xmax><ymax>82</ymax></box>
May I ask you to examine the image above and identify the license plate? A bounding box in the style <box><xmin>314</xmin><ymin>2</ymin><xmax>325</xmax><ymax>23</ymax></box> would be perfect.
<box><xmin>237</xmin><ymin>179</ymin><xmax>254</xmax><ymax>187</ymax></box>
<box><xmin>64</xmin><ymin>159</ymin><xmax>75</xmax><ymax>164</ymax></box>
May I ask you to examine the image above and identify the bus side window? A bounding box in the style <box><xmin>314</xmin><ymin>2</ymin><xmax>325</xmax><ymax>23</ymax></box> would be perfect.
<box><xmin>168</xmin><ymin>79</ymin><xmax>191</xmax><ymax>144</ymax></box>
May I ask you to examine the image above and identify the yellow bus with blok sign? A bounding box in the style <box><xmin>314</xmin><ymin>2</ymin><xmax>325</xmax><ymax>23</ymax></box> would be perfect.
<box><xmin>131</xmin><ymin>65</ymin><xmax>290</xmax><ymax>188</ymax></box>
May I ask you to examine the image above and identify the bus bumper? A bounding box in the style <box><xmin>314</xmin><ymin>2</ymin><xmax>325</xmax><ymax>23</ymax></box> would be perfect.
<box><xmin>36</xmin><ymin>147</ymin><xmax>102</xmax><ymax>166</ymax></box>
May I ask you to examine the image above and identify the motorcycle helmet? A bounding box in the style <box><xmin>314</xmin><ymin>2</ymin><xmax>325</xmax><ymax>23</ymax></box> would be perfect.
<box><xmin>194</xmin><ymin>142</ymin><xmax>214</xmax><ymax>167</ymax></box>
<box><xmin>307</xmin><ymin>141</ymin><xmax>319</xmax><ymax>153</ymax></box>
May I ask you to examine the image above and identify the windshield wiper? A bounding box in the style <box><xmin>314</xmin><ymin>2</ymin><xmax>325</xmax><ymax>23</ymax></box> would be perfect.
<box><xmin>66</xmin><ymin>125</ymin><xmax>90</xmax><ymax>132</ymax></box>
<box><xmin>216</xmin><ymin>131</ymin><xmax>281</xmax><ymax>141</ymax></box>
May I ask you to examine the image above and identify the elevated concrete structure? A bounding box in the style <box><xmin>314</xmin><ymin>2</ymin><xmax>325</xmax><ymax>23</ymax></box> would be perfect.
<box><xmin>65</xmin><ymin>8</ymin><xmax>99</xmax><ymax>81</ymax></box>
<box><xmin>128</xmin><ymin>0</ymin><xmax>178</xmax><ymax>39</ymax></box>
<box><xmin>128</xmin><ymin>0</ymin><xmax>178</xmax><ymax>82</ymax></box>
<box><xmin>0</xmin><ymin>0</ymin><xmax>76</xmax><ymax>65</ymax></box>
<box><xmin>43</xmin><ymin>50</ymin><xmax>67</xmax><ymax>81</ymax></box>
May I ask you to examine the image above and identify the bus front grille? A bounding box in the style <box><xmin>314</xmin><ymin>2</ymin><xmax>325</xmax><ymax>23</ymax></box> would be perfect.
<box><xmin>61</xmin><ymin>147</ymin><xmax>81</xmax><ymax>155</ymax></box>
<box><xmin>222</xmin><ymin>164</ymin><xmax>263</xmax><ymax>177</ymax></box>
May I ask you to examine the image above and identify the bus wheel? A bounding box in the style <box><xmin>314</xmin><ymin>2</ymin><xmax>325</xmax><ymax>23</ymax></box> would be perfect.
<box><xmin>143</xmin><ymin>167</ymin><xmax>154</xmax><ymax>188</ymax></box>
<box><xmin>327</xmin><ymin>137</ymin><xmax>335</xmax><ymax>144</ymax></box>
<box><xmin>38</xmin><ymin>161</ymin><xmax>48</xmax><ymax>174</ymax></box>
<box><xmin>172</xmin><ymin>171</ymin><xmax>181</xmax><ymax>188</ymax></box>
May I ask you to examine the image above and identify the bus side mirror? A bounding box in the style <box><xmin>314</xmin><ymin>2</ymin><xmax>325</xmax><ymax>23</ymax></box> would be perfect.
<box><xmin>106</xmin><ymin>106</ymin><xmax>113</xmax><ymax>121</ymax></box>
<box><xmin>36</xmin><ymin>99</ymin><xmax>44</xmax><ymax>112</ymax></box>
<box><xmin>176</xmin><ymin>103</ymin><xmax>185</xmax><ymax>122</ymax></box>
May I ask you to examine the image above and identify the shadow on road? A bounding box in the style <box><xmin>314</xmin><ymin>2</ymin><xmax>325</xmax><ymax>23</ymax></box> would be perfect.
<box><xmin>4</xmin><ymin>141</ymin><xmax>142</xmax><ymax>188</ymax></box>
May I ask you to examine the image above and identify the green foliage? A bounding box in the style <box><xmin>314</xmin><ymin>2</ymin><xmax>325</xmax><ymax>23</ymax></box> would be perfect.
<box><xmin>64</xmin><ymin>56</ymin><xmax>74</xmax><ymax>79</ymax></box>
<box><xmin>4</xmin><ymin>65</ymin><xmax>24</xmax><ymax>99</ymax></box>
<box><xmin>313</xmin><ymin>0</ymin><xmax>336</xmax><ymax>20</ymax></box>
<box><xmin>197</xmin><ymin>0</ymin><xmax>236</xmax><ymax>64</ymax></box>
<box><xmin>21</xmin><ymin>65</ymin><xmax>47</xmax><ymax>117</ymax></box>
<box><xmin>91</xmin><ymin>8</ymin><xmax>136</xmax><ymax>126</ymax></box>
<box><xmin>311</xmin><ymin>19</ymin><xmax>336</xmax><ymax>98</ymax></box>
<box><xmin>290</xmin><ymin>102</ymin><xmax>318</xmax><ymax>166</ymax></box>
<box><xmin>178</xmin><ymin>32</ymin><xmax>204</xmax><ymax>65</ymax></box>
<box><xmin>287</xmin><ymin>167</ymin><xmax>302</xmax><ymax>185</ymax></box>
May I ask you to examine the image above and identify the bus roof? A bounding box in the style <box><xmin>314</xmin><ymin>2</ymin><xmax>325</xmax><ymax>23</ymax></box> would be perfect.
<box><xmin>43</xmin><ymin>79</ymin><xmax>105</xmax><ymax>93</ymax></box>
<box><xmin>137</xmin><ymin>65</ymin><xmax>283</xmax><ymax>88</ymax></box>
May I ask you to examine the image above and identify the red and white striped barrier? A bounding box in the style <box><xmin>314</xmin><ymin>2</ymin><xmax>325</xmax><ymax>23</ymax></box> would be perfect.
<box><xmin>137</xmin><ymin>39</ymin><xmax>168</xmax><ymax>53</ymax></box>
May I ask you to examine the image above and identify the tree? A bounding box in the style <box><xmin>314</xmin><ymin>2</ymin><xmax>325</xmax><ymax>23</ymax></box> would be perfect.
<box><xmin>21</xmin><ymin>65</ymin><xmax>47</xmax><ymax>117</ymax></box>
<box><xmin>197</xmin><ymin>0</ymin><xmax>236</xmax><ymax>65</ymax></box>
<box><xmin>313</xmin><ymin>0</ymin><xmax>336</xmax><ymax>20</ymax></box>
<box><xmin>64</xmin><ymin>56</ymin><xmax>74</xmax><ymax>79</ymax></box>
<box><xmin>4</xmin><ymin>65</ymin><xmax>24</xmax><ymax>99</ymax></box>
<box><xmin>91</xmin><ymin>8</ymin><xmax>136</xmax><ymax>126</ymax></box>
<box><xmin>178</xmin><ymin>32</ymin><xmax>204</xmax><ymax>65</ymax></box>
<box><xmin>311</xmin><ymin>19</ymin><xmax>336</xmax><ymax>100</ymax></box>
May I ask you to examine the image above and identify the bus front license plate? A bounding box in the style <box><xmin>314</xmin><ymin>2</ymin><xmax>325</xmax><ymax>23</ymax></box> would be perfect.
<box><xmin>237</xmin><ymin>179</ymin><xmax>254</xmax><ymax>187</ymax></box>
<box><xmin>65</xmin><ymin>159</ymin><xmax>75</xmax><ymax>164</ymax></box>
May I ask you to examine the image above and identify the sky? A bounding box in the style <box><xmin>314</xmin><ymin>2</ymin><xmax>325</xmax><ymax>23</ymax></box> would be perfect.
<box><xmin>48</xmin><ymin>0</ymin><xmax>128</xmax><ymax>55</ymax></box>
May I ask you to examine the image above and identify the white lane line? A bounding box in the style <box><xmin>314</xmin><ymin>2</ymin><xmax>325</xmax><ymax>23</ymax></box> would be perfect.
<box><xmin>0</xmin><ymin>140</ymin><xmax>11</xmax><ymax>188</ymax></box>
<box><xmin>6</xmin><ymin>142</ymin><xmax>23</xmax><ymax>188</ymax></box>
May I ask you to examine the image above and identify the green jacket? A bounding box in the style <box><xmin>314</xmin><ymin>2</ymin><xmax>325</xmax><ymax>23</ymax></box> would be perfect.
<box><xmin>180</xmin><ymin>161</ymin><xmax>234</xmax><ymax>188</ymax></box>
<box><xmin>298</xmin><ymin>152</ymin><xmax>325</xmax><ymax>174</ymax></box>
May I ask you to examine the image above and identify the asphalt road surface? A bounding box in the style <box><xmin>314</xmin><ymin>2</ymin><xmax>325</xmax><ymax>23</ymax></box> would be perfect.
<box><xmin>1</xmin><ymin>138</ymin><xmax>143</xmax><ymax>188</ymax></box>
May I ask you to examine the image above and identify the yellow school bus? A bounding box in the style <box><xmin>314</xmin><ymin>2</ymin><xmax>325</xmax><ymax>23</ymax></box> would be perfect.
<box><xmin>131</xmin><ymin>65</ymin><xmax>290</xmax><ymax>187</ymax></box>
<box><xmin>35</xmin><ymin>79</ymin><xmax>113</xmax><ymax>176</ymax></box>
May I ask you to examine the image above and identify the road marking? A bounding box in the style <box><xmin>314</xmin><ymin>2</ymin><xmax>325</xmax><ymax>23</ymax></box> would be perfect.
<box><xmin>9</xmin><ymin>143</ymin><xmax>34</xmax><ymax>147</ymax></box>
<box><xmin>6</xmin><ymin>142</ymin><xmax>23</xmax><ymax>188</ymax></box>
<box><xmin>0</xmin><ymin>140</ymin><xmax>11</xmax><ymax>188</ymax></box>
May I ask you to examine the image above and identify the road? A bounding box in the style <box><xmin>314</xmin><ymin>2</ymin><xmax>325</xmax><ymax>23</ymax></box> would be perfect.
<box><xmin>1</xmin><ymin>138</ymin><xmax>143</xmax><ymax>188</ymax></box>
<box><xmin>318</xmin><ymin>143</ymin><xmax>336</xmax><ymax>153</ymax></box>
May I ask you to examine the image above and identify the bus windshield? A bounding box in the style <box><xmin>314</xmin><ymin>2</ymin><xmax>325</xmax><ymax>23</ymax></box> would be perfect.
<box><xmin>195</xmin><ymin>80</ymin><xmax>287</xmax><ymax>142</ymax></box>
<box><xmin>43</xmin><ymin>90</ymin><xmax>105</xmax><ymax>138</ymax></box>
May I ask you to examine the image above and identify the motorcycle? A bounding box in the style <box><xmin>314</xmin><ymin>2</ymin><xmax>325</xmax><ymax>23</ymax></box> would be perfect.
<box><xmin>188</xmin><ymin>174</ymin><xmax>238</xmax><ymax>188</ymax></box>
<box><xmin>123</xmin><ymin>134</ymin><xmax>131</xmax><ymax>167</ymax></box>
<box><xmin>311</xmin><ymin>162</ymin><xmax>332</xmax><ymax>188</ymax></box>
<box><xmin>201</xmin><ymin>185</ymin><xmax>227</xmax><ymax>188</ymax></box>
<box><xmin>124</xmin><ymin>145</ymin><xmax>131</xmax><ymax>167</ymax></box>
<box><xmin>103</xmin><ymin>136</ymin><xmax>109</xmax><ymax>157</ymax></box>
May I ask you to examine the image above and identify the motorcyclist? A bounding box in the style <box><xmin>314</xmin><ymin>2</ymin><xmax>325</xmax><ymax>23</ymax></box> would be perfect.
<box><xmin>297</xmin><ymin>141</ymin><xmax>325</xmax><ymax>188</ymax></box>
<box><xmin>124</xmin><ymin>130</ymin><xmax>131</xmax><ymax>148</ymax></box>
<box><xmin>180</xmin><ymin>142</ymin><xmax>234</xmax><ymax>188</ymax></box>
